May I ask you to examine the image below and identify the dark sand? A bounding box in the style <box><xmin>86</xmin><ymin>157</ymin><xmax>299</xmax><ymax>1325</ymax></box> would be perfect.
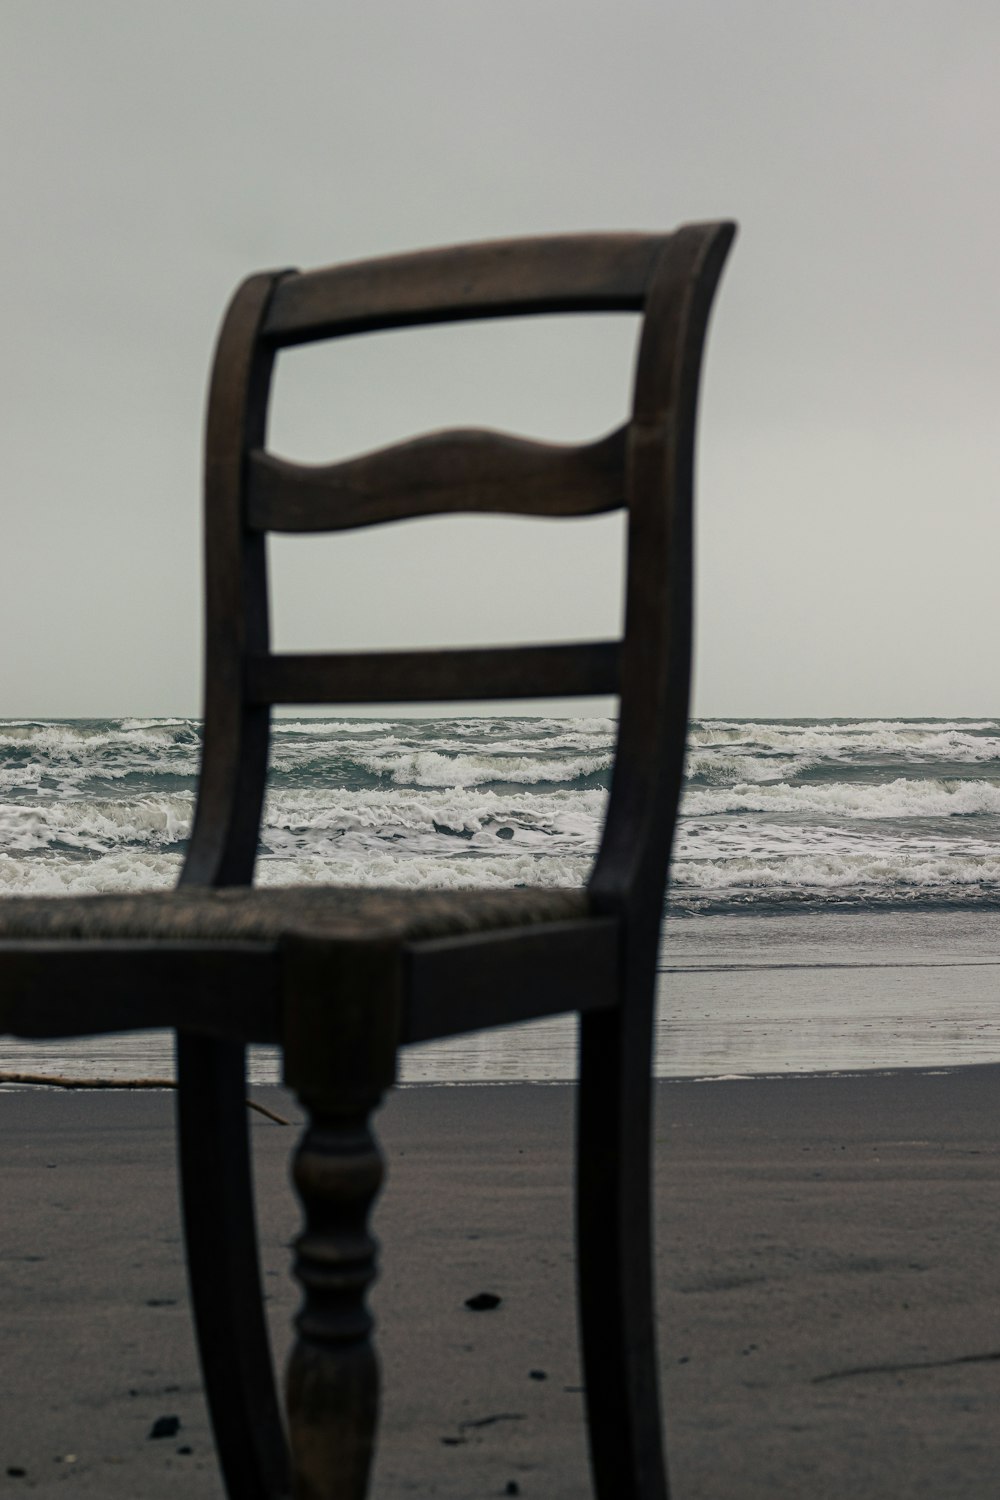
<box><xmin>4</xmin><ymin>1068</ymin><xmax>1000</xmax><ymax>1497</ymax></box>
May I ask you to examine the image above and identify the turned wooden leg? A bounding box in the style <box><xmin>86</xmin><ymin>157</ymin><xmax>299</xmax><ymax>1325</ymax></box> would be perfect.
<box><xmin>281</xmin><ymin>935</ymin><xmax>401</xmax><ymax>1500</ymax></box>
<box><xmin>286</xmin><ymin>1095</ymin><xmax>385</xmax><ymax>1500</ymax></box>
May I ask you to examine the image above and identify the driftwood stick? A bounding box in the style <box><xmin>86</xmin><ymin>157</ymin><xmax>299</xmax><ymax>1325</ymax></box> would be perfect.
<box><xmin>0</xmin><ymin>1071</ymin><xmax>290</xmax><ymax>1125</ymax></box>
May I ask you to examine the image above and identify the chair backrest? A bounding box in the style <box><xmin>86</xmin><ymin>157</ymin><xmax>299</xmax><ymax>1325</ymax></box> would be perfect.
<box><xmin>183</xmin><ymin>226</ymin><xmax>736</xmax><ymax>931</ymax></box>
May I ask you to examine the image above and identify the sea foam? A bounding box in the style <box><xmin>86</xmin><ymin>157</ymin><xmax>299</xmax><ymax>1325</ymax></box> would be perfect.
<box><xmin>4</xmin><ymin>715</ymin><xmax>1000</xmax><ymax>914</ymax></box>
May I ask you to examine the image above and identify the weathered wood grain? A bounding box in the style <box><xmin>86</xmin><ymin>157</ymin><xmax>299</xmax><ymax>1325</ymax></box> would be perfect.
<box><xmin>262</xmin><ymin>234</ymin><xmax>667</xmax><ymax>347</ymax></box>
<box><xmin>246</xmin><ymin>425</ymin><xmax>627</xmax><ymax>533</ymax></box>
<box><xmin>245</xmin><ymin>641</ymin><xmax>621</xmax><ymax>705</ymax></box>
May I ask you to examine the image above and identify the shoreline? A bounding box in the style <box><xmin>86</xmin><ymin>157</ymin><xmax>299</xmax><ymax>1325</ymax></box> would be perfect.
<box><xmin>5</xmin><ymin>1069</ymin><xmax>1000</xmax><ymax>1496</ymax></box>
<box><xmin>8</xmin><ymin>908</ymin><xmax>1000</xmax><ymax>1085</ymax></box>
<box><xmin>0</xmin><ymin>1056</ymin><xmax>995</xmax><ymax>1104</ymax></box>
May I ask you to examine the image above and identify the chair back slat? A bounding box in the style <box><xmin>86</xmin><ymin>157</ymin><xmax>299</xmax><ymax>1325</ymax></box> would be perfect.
<box><xmin>262</xmin><ymin>235</ymin><xmax>667</xmax><ymax>347</ymax></box>
<box><xmin>246</xmin><ymin>426</ymin><xmax>627</xmax><ymax>533</ymax></box>
<box><xmin>245</xmin><ymin>642</ymin><xmax>621</xmax><ymax>706</ymax></box>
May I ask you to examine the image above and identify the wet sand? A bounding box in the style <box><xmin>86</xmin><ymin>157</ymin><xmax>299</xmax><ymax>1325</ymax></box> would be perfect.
<box><xmin>3</xmin><ymin>1068</ymin><xmax>1000</xmax><ymax>1497</ymax></box>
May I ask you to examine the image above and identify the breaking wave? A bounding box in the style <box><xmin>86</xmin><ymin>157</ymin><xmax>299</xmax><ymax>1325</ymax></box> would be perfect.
<box><xmin>684</xmin><ymin>777</ymin><xmax>1000</xmax><ymax>820</ymax></box>
<box><xmin>4</xmin><ymin>714</ymin><xmax>1000</xmax><ymax>914</ymax></box>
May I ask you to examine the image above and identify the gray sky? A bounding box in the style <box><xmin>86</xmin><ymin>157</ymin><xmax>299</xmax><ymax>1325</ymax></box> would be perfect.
<box><xmin>3</xmin><ymin>1</ymin><xmax>998</xmax><ymax>719</ymax></box>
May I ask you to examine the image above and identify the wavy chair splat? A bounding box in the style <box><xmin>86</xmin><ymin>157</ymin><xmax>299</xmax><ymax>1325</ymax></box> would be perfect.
<box><xmin>0</xmin><ymin>223</ymin><xmax>735</xmax><ymax>1500</ymax></box>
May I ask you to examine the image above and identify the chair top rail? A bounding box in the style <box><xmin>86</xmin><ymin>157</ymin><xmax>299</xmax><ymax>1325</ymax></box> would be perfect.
<box><xmin>246</xmin><ymin>425</ymin><xmax>627</xmax><ymax>533</ymax></box>
<box><xmin>261</xmin><ymin>234</ymin><xmax>670</xmax><ymax>347</ymax></box>
<box><xmin>245</xmin><ymin>641</ymin><xmax>621</xmax><ymax>705</ymax></box>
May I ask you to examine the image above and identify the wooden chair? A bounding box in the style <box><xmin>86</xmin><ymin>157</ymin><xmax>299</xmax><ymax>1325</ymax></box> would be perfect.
<box><xmin>0</xmin><ymin>223</ymin><xmax>735</xmax><ymax>1500</ymax></box>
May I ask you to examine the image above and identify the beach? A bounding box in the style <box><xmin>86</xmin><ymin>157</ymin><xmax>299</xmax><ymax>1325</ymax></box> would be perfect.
<box><xmin>5</xmin><ymin>1067</ymin><xmax>1000</xmax><ymax>1498</ymax></box>
<box><xmin>6</xmin><ymin>715</ymin><xmax>1000</xmax><ymax>1493</ymax></box>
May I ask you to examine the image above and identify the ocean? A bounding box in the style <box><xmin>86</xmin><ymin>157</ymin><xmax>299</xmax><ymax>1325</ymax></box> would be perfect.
<box><xmin>4</xmin><ymin>714</ymin><xmax>1000</xmax><ymax>1083</ymax></box>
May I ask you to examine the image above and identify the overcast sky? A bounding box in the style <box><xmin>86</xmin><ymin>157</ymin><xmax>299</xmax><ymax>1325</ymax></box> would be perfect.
<box><xmin>2</xmin><ymin>1</ymin><xmax>998</xmax><ymax>719</ymax></box>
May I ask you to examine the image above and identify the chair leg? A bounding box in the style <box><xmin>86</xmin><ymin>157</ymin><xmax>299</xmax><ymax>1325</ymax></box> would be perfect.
<box><xmin>176</xmin><ymin>1035</ymin><xmax>291</xmax><ymax>1500</ymax></box>
<box><xmin>577</xmin><ymin>1004</ymin><xmax>669</xmax><ymax>1500</ymax></box>
<box><xmin>286</xmin><ymin>1091</ymin><xmax>384</xmax><ymax>1500</ymax></box>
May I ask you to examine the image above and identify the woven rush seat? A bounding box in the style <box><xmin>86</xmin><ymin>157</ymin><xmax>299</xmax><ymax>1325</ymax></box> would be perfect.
<box><xmin>0</xmin><ymin>883</ymin><xmax>590</xmax><ymax>945</ymax></box>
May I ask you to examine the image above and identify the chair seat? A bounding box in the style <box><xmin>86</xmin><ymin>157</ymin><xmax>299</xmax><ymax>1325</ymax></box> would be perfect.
<box><xmin>0</xmin><ymin>883</ymin><xmax>592</xmax><ymax>947</ymax></box>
